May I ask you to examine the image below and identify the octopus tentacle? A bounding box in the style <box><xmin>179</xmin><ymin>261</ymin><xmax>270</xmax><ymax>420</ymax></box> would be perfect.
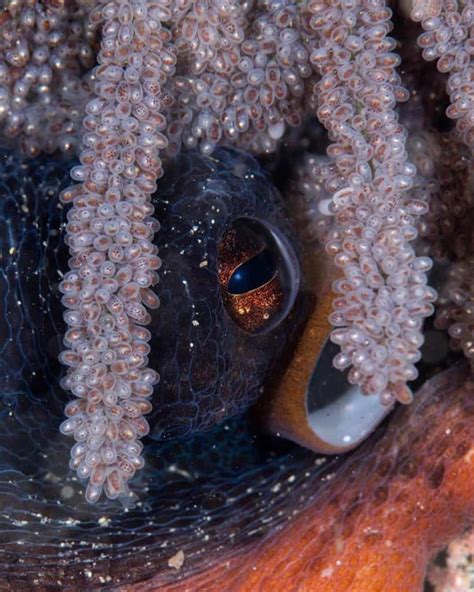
<box><xmin>127</xmin><ymin>364</ymin><xmax>474</xmax><ymax>592</ymax></box>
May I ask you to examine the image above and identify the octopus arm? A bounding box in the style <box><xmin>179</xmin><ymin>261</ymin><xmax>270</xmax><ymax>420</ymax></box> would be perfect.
<box><xmin>126</xmin><ymin>364</ymin><xmax>474</xmax><ymax>592</ymax></box>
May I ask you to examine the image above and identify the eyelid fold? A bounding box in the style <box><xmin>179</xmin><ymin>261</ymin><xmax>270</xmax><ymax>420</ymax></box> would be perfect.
<box><xmin>257</xmin><ymin>249</ymin><xmax>393</xmax><ymax>454</ymax></box>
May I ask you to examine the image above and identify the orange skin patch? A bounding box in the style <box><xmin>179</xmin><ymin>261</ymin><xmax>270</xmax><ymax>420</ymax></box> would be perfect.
<box><xmin>124</xmin><ymin>364</ymin><xmax>474</xmax><ymax>592</ymax></box>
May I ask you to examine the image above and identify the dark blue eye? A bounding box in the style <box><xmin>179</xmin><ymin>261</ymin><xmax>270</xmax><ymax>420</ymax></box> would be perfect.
<box><xmin>218</xmin><ymin>217</ymin><xmax>300</xmax><ymax>334</ymax></box>
<box><xmin>228</xmin><ymin>249</ymin><xmax>277</xmax><ymax>295</ymax></box>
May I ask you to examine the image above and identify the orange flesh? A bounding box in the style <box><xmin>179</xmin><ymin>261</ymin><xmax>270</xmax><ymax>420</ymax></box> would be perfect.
<box><xmin>124</xmin><ymin>364</ymin><xmax>474</xmax><ymax>592</ymax></box>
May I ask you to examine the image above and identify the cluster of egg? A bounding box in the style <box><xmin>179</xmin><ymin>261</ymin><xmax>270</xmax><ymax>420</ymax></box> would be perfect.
<box><xmin>307</xmin><ymin>0</ymin><xmax>437</xmax><ymax>405</ymax></box>
<box><xmin>412</xmin><ymin>0</ymin><xmax>474</xmax><ymax>151</ymax></box>
<box><xmin>0</xmin><ymin>0</ymin><xmax>97</xmax><ymax>156</ymax></box>
<box><xmin>407</xmin><ymin>131</ymin><xmax>474</xmax><ymax>366</ymax></box>
<box><xmin>58</xmin><ymin>0</ymin><xmax>173</xmax><ymax>503</ymax></box>
<box><xmin>436</xmin><ymin>259</ymin><xmax>474</xmax><ymax>364</ymax></box>
<box><xmin>161</xmin><ymin>0</ymin><xmax>318</xmax><ymax>155</ymax></box>
<box><xmin>0</xmin><ymin>0</ymin><xmax>321</xmax><ymax>159</ymax></box>
<box><xmin>410</xmin><ymin>1</ymin><xmax>474</xmax><ymax>369</ymax></box>
<box><xmin>290</xmin><ymin>152</ymin><xmax>335</xmax><ymax>245</ymax></box>
<box><xmin>407</xmin><ymin>131</ymin><xmax>472</xmax><ymax>261</ymax></box>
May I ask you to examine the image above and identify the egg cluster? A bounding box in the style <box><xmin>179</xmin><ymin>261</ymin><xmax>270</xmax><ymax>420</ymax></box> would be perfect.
<box><xmin>436</xmin><ymin>259</ymin><xmax>474</xmax><ymax>363</ymax></box>
<box><xmin>0</xmin><ymin>0</ymin><xmax>320</xmax><ymax>158</ymax></box>
<box><xmin>406</xmin><ymin>131</ymin><xmax>471</xmax><ymax>257</ymax></box>
<box><xmin>406</xmin><ymin>130</ymin><xmax>474</xmax><ymax>366</ymax></box>
<box><xmin>162</xmin><ymin>0</ymin><xmax>317</xmax><ymax>155</ymax></box>
<box><xmin>291</xmin><ymin>152</ymin><xmax>334</xmax><ymax>245</ymax></box>
<box><xmin>412</xmin><ymin>0</ymin><xmax>474</xmax><ymax>150</ymax></box>
<box><xmin>58</xmin><ymin>0</ymin><xmax>173</xmax><ymax>503</ymax></box>
<box><xmin>411</xmin><ymin>0</ymin><xmax>474</xmax><ymax>370</ymax></box>
<box><xmin>0</xmin><ymin>0</ymin><xmax>97</xmax><ymax>156</ymax></box>
<box><xmin>306</xmin><ymin>0</ymin><xmax>437</xmax><ymax>406</ymax></box>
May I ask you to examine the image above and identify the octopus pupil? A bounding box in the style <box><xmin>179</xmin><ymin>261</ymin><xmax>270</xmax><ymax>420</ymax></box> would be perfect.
<box><xmin>227</xmin><ymin>248</ymin><xmax>278</xmax><ymax>295</ymax></box>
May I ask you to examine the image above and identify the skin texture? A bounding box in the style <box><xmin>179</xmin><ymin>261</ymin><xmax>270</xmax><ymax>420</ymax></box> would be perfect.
<box><xmin>124</xmin><ymin>364</ymin><xmax>474</xmax><ymax>592</ymax></box>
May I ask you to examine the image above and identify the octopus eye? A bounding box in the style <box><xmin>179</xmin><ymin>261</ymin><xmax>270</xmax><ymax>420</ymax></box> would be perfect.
<box><xmin>217</xmin><ymin>217</ymin><xmax>300</xmax><ymax>334</ymax></box>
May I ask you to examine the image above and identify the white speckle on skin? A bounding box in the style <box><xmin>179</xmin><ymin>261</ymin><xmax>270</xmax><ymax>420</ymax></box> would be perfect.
<box><xmin>98</xmin><ymin>516</ymin><xmax>111</xmax><ymax>527</ymax></box>
<box><xmin>321</xmin><ymin>566</ymin><xmax>334</xmax><ymax>578</ymax></box>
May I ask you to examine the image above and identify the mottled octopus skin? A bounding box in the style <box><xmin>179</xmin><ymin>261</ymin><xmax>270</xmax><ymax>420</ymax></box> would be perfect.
<box><xmin>125</xmin><ymin>364</ymin><xmax>474</xmax><ymax>592</ymax></box>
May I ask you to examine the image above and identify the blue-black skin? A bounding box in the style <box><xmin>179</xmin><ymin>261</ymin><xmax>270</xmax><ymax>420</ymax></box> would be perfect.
<box><xmin>0</xmin><ymin>147</ymin><xmax>339</xmax><ymax>589</ymax></box>
<box><xmin>148</xmin><ymin>148</ymin><xmax>305</xmax><ymax>439</ymax></box>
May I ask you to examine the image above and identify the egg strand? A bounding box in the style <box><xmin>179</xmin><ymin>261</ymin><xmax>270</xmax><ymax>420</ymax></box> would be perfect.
<box><xmin>307</xmin><ymin>0</ymin><xmax>437</xmax><ymax>406</ymax></box>
<box><xmin>58</xmin><ymin>0</ymin><xmax>174</xmax><ymax>503</ymax></box>
<box><xmin>411</xmin><ymin>0</ymin><xmax>474</xmax><ymax>150</ymax></box>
